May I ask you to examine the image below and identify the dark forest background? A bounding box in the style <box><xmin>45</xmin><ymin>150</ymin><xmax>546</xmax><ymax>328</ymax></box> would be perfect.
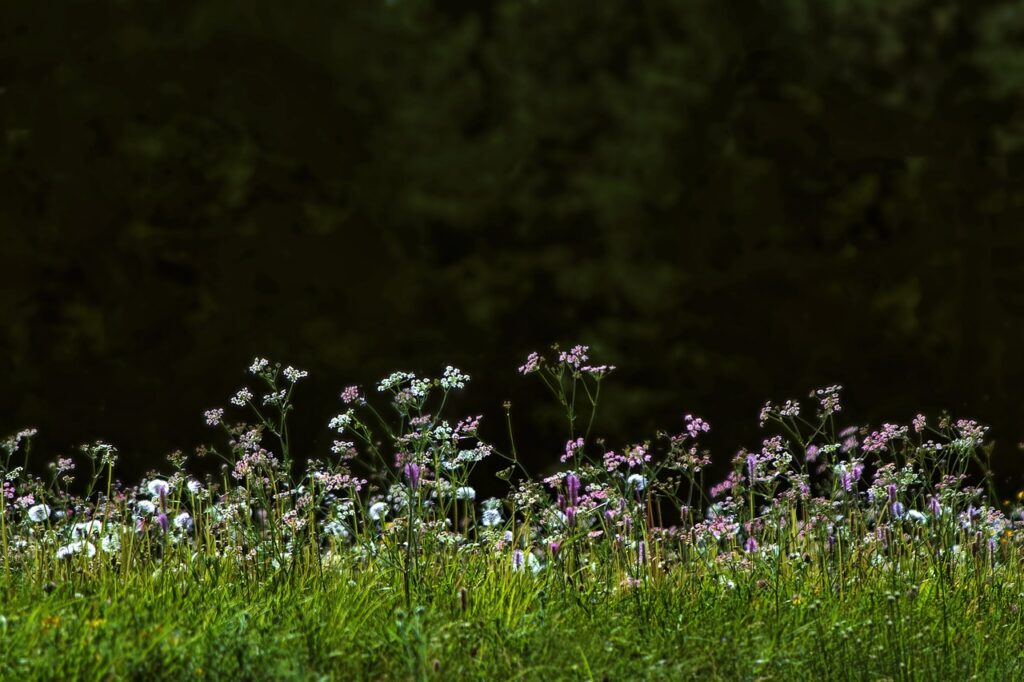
<box><xmin>3</xmin><ymin>0</ymin><xmax>1024</xmax><ymax>493</ymax></box>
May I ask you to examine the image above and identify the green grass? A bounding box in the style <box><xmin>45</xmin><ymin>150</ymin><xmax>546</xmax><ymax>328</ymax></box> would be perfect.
<box><xmin>4</xmin><ymin>351</ymin><xmax>1024</xmax><ymax>680</ymax></box>
<box><xmin>2</xmin><ymin>543</ymin><xmax>1022</xmax><ymax>680</ymax></box>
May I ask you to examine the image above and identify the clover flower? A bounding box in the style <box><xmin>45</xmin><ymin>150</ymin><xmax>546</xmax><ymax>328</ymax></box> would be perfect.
<box><xmin>27</xmin><ymin>504</ymin><xmax>51</xmax><ymax>523</ymax></box>
<box><xmin>56</xmin><ymin>541</ymin><xmax>96</xmax><ymax>560</ymax></box>
<box><xmin>626</xmin><ymin>473</ymin><xmax>647</xmax><ymax>492</ymax></box>
<box><xmin>173</xmin><ymin>512</ymin><xmax>193</xmax><ymax>532</ymax></box>
<box><xmin>147</xmin><ymin>479</ymin><xmax>170</xmax><ymax>498</ymax></box>
<box><xmin>481</xmin><ymin>508</ymin><xmax>503</xmax><ymax>527</ymax></box>
<box><xmin>368</xmin><ymin>501</ymin><xmax>389</xmax><ymax>521</ymax></box>
<box><xmin>72</xmin><ymin>520</ymin><xmax>103</xmax><ymax>539</ymax></box>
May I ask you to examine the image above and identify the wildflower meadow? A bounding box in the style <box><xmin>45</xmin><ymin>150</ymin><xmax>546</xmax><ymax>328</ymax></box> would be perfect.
<box><xmin>1</xmin><ymin>345</ymin><xmax>1022</xmax><ymax>680</ymax></box>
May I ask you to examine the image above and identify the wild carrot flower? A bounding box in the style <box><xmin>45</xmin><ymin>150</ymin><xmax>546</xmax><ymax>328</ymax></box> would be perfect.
<box><xmin>204</xmin><ymin>408</ymin><xmax>224</xmax><ymax>426</ymax></box>
<box><xmin>481</xmin><ymin>508</ymin><xmax>503</xmax><ymax>527</ymax></box>
<box><xmin>283</xmin><ymin>366</ymin><xmax>308</xmax><ymax>383</ymax></box>
<box><xmin>455</xmin><ymin>486</ymin><xmax>475</xmax><ymax>501</ymax></box>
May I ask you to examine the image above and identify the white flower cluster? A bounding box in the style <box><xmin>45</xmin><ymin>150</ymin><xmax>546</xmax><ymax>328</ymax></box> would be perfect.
<box><xmin>249</xmin><ymin>357</ymin><xmax>270</xmax><ymax>375</ymax></box>
<box><xmin>377</xmin><ymin>371</ymin><xmax>415</xmax><ymax>392</ymax></box>
<box><xmin>410</xmin><ymin>378</ymin><xmax>432</xmax><ymax>398</ymax></box>
<box><xmin>230</xmin><ymin>388</ymin><xmax>253</xmax><ymax>407</ymax></box>
<box><xmin>329</xmin><ymin>411</ymin><xmax>354</xmax><ymax>433</ymax></box>
<box><xmin>147</xmin><ymin>479</ymin><xmax>170</xmax><ymax>498</ymax></box>
<box><xmin>283</xmin><ymin>366</ymin><xmax>308</xmax><ymax>383</ymax></box>
<box><xmin>440</xmin><ymin>366</ymin><xmax>469</xmax><ymax>390</ymax></box>
<box><xmin>262</xmin><ymin>390</ymin><xmax>287</xmax><ymax>406</ymax></box>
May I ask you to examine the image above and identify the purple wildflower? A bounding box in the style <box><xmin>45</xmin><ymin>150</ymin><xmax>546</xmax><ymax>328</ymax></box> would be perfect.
<box><xmin>517</xmin><ymin>352</ymin><xmax>540</xmax><ymax>375</ymax></box>
<box><xmin>562</xmin><ymin>437</ymin><xmax>584</xmax><ymax>463</ymax></box>
<box><xmin>566</xmin><ymin>473</ymin><xmax>580</xmax><ymax>507</ymax></box>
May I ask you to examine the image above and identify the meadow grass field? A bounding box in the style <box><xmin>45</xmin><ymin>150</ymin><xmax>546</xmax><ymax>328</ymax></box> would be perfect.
<box><xmin>2</xmin><ymin>347</ymin><xmax>1022</xmax><ymax>680</ymax></box>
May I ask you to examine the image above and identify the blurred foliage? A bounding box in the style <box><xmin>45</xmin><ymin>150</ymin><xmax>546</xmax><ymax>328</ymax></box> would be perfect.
<box><xmin>2</xmin><ymin>0</ymin><xmax>1024</xmax><ymax>488</ymax></box>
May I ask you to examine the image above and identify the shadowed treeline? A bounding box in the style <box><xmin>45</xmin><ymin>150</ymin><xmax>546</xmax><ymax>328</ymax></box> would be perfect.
<box><xmin>2</xmin><ymin>1</ymin><xmax>1024</xmax><ymax>491</ymax></box>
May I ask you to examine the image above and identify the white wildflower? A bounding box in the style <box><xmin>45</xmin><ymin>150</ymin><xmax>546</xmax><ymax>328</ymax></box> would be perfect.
<box><xmin>147</xmin><ymin>479</ymin><xmax>170</xmax><ymax>498</ymax></box>
<box><xmin>27</xmin><ymin>504</ymin><xmax>51</xmax><ymax>523</ymax></box>
<box><xmin>481</xmin><ymin>508</ymin><xmax>503</xmax><ymax>527</ymax></box>
<box><xmin>249</xmin><ymin>357</ymin><xmax>270</xmax><ymax>374</ymax></box>
<box><xmin>368</xmin><ymin>501</ymin><xmax>389</xmax><ymax>521</ymax></box>
<box><xmin>283</xmin><ymin>366</ymin><xmax>308</xmax><ymax>383</ymax></box>
<box><xmin>56</xmin><ymin>540</ymin><xmax>96</xmax><ymax>560</ymax></box>
<box><xmin>440</xmin><ymin>366</ymin><xmax>469</xmax><ymax>390</ymax></box>
<box><xmin>230</xmin><ymin>388</ymin><xmax>253</xmax><ymax>406</ymax></box>
<box><xmin>626</xmin><ymin>473</ymin><xmax>648</xmax><ymax>492</ymax></box>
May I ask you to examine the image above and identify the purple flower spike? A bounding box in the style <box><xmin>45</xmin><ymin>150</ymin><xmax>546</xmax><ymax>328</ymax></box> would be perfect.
<box><xmin>747</xmin><ymin>453</ymin><xmax>758</xmax><ymax>484</ymax></box>
<box><xmin>566</xmin><ymin>473</ymin><xmax>580</xmax><ymax>507</ymax></box>
<box><xmin>404</xmin><ymin>462</ymin><xmax>420</xmax><ymax>490</ymax></box>
<box><xmin>156</xmin><ymin>513</ymin><xmax>169</xmax><ymax>533</ymax></box>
